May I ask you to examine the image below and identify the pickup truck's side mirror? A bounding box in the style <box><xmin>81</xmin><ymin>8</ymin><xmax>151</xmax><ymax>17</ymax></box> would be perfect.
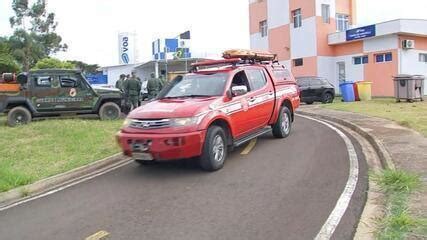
<box><xmin>231</xmin><ymin>85</ymin><xmax>248</xmax><ymax>97</ymax></box>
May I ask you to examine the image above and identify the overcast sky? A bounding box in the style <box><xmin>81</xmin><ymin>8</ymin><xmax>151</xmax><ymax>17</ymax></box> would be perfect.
<box><xmin>1</xmin><ymin>0</ymin><xmax>427</xmax><ymax>66</ymax></box>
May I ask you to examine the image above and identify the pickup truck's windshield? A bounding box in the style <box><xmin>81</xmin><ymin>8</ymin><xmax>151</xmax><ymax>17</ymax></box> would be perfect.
<box><xmin>160</xmin><ymin>73</ymin><xmax>228</xmax><ymax>98</ymax></box>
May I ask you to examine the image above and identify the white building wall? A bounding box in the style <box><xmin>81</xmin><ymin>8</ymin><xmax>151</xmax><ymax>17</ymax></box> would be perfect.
<box><xmin>250</xmin><ymin>33</ymin><xmax>269</xmax><ymax>51</ymax></box>
<box><xmin>363</xmin><ymin>34</ymin><xmax>398</xmax><ymax>53</ymax></box>
<box><xmin>267</xmin><ymin>0</ymin><xmax>290</xmax><ymax>29</ymax></box>
<box><xmin>333</xmin><ymin>54</ymin><xmax>365</xmax><ymax>84</ymax></box>
<box><xmin>317</xmin><ymin>56</ymin><xmax>337</xmax><ymax>89</ymax></box>
<box><xmin>315</xmin><ymin>0</ymin><xmax>336</xmax><ymax>17</ymax></box>
<box><xmin>103</xmin><ymin>65</ymin><xmax>137</xmax><ymax>86</ymax></box>
<box><xmin>290</xmin><ymin>17</ymin><xmax>318</xmax><ymax>59</ymax></box>
<box><xmin>399</xmin><ymin>49</ymin><xmax>427</xmax><ymax>95</ymax></box>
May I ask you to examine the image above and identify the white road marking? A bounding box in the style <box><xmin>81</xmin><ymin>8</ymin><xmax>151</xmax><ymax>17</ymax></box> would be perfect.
<box><xmin>0</xmin><ymin>159</ymin><xmax>133</xmax><ymax>212</ymax></box>
<box><xmin>298</xmin><ymin>114</ymin><xmax>359</xmax><ymax>240</ymax></box>
<box><xmin>85</xmin><ymin>230</ymin><xmax>109</xmax><ymax>240</ymax></box>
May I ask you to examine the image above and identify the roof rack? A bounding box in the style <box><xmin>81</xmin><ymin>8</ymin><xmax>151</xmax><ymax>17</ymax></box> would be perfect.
<box><xmin>190</xmin><ymin>50</ymin><xmax>280</xmax><ymax>72</ymax></box>
<box><xmin>223</xmin><ymin>49</ymin><xmax>277</xmax><ymax>61</ymax></box>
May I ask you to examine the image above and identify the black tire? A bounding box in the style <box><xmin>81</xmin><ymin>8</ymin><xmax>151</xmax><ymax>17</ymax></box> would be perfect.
<box><xmin>322</xmin><ymin>92</ymin><xmax>334</xmax><ymax>104</ymax></box>
<box><xmin>99</xmin><ymin>102</ymin><xmax>121</xmax><ymax>120</ymax></box>
<box><xmin>7</xmin><ymin>106</ymin><xmax>32</xmax><ymax>127</ymax></box>
<box><xmin>305</xmin><ymin>101</ymin><xmax>314</xmax><ymax>105</ymax></box>
<box><xmin>199</xmin><ymin>126</ymin><xmax>228</xmax><ymax>171</ymax></box>
<box><xmin>272</xmin><ymin>106</ymin><xmax>292</xmax><ymax>138</ymax></box>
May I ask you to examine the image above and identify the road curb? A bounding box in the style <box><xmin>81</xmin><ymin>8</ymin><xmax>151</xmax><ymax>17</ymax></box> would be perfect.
<box><xmin>297</xmin><ymin>110</ymin><xmax>395</xmax><ymax>170</ymax></box>
<box><xmin>0</xmin><ymin>153</ymin><xmax>130</xmax><ymax>209</ymax></box>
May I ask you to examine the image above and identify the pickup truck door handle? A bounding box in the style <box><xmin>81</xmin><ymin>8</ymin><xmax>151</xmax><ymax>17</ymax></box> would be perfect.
<box><xmin>248</xmin><ymin>97</ymin><xmax>256</xmax><ymax>103</ymax></box>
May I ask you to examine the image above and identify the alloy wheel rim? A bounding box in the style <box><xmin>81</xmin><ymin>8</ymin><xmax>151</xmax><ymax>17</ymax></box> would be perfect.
<box><xmin>282</xmin><ymin>111</ymin><xmax>290</xmax><ymax>134</ymax></box>
<box><xmin>212</xmin><ymin>135</ymin><xmax>225</xmax><ymax>162</ymax></box>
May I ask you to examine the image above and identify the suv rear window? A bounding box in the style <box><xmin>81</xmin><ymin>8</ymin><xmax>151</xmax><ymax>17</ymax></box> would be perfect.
<box><xmin>296</xmin><ymin>78</ymin><xmax>310</xmax><ymax>87</ymax></box>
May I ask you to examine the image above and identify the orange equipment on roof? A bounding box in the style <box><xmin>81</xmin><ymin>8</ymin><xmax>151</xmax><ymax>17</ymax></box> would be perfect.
<box><xmin>222</xmin><ymin>49</ymin><xmax>277</xmax><ymax>61</ymax></box>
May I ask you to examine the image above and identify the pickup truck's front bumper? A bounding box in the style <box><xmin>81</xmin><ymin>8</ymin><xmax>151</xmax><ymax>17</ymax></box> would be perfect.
<box><xmin>117</xmin><ymin>130</ymin><xmax>207</xmax><ymax>161</ymax></box>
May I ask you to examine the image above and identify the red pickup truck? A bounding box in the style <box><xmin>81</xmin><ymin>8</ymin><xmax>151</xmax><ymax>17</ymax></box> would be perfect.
<box><xmin>117</xmin><ymin>51</ymin><xmax>300</xmax><ymax>171</ymax></box>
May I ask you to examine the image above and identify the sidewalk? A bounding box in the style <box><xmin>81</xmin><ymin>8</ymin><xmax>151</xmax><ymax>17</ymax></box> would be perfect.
<box><xmin>297</xmin><ymin>105</ymin><xmax>427</xmax><ymax>217</ymax></box>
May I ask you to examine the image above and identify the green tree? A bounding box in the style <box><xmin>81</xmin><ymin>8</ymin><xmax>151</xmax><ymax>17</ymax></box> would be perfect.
<box><xmin>67</xmin><ymin>60</ymin><xmax>100</xmax><ymax>74</ymax></box>
<box><xmin>9</xmin><ymin>0</ymin><xmax>67</xmax><ymax>71</ymax></box>
<box><xmin>33</xmin><ymin>58</ymin><xmax>75</xmax><ymax>70</ymax></box>
<box><xmin>0</xmin><ymin>40</ymin><xmax>21</xmax><ymax>74</ymax></box>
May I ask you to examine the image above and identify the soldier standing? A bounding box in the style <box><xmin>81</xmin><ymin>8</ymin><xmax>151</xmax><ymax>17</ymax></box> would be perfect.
<box><xmin>124</xmin><ymin>71</ymin><xmax>142</xmax><ymax>111</ymax></box>
<box><xmin>147</xmin><ymin>72</ymin><xmax>162</xmax><ymax>100</ymax></box>
<box><xmin>115</xmin><ymin>74</ymin><xmax>125</xmax><ymax>92</ymax></box>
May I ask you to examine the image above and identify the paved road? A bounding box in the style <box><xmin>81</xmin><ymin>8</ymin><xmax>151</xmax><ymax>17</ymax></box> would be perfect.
<box><xmin>0</xmin><ymin>117</ymin><xmax>367</xmax><ymax>240</ymax></box>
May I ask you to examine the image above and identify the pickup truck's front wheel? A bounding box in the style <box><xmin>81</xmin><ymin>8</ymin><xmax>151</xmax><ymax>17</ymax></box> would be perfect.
<box><xmin>199</xmin><ymin>126</ymin><xmax>227</xmax><ymax>171</ymax></box>
<box><xmin>99</xmin><ymin>102</ymin><xmax>121</xmax><ymax>120</ymax></box>
<box><xmin>7</xmin><ymin>106</ymin><xmax>32</xmax><ymax>127</ymax></box>
<box><xmin>272</xmin><ymin>106</ymin><xmax>292</xmax><ymax>138</ymax></box>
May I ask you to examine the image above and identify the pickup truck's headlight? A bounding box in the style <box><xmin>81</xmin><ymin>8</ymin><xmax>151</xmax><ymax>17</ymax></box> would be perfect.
<box><xmin>171</xmin><ymin>114</ymin><xmax>205</xmax><ymax>127</ymax></box>
<box><xmin>122</xmin><ymin>118</ymin><xmax>132</xmax><ymax>128</ymax></box>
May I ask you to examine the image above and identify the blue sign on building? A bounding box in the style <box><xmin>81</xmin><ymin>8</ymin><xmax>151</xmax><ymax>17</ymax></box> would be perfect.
<box><xmin>86</xmin><ymin>73</ymin><xmax>108</xmax><ymax>85</ymax></box>
<box><xmin>346</xmin><ymin>25</ymin><xmax>376</xmax><ymax>41</ymax></box>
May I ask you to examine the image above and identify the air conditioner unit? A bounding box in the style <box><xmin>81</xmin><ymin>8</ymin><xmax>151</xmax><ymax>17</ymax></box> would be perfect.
<box><xmin>402</xmin><ymin>39</ymin><xmax>415</xmax><ymax>49</ymax></box>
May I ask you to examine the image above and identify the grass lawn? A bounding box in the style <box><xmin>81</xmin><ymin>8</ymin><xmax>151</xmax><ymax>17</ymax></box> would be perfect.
<box><xmin>323</xmin><ymin>98</ymin><xmax>427</xmax><ymax>137</ymax></box>
<box><xmin>0</xmin><ymin>116</ymin><xmax>122</xmax><ymax>192</ymax></box>
<box><xmin>372</xmin><ymin>170</ymin><xmax>426</xmax><ymax>239</ymax></box>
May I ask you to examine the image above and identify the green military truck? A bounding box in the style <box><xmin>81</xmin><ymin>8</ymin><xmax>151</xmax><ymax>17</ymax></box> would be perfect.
<box><xmin>0</xmin><ymin>69</ymin><xmax>124</xmax><ymax>127</ymax></box>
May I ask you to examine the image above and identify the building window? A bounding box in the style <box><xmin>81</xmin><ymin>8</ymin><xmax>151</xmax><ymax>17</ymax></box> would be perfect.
<box><xmin>353</xmin><ymin>56</ymin><xmax>368</xmax><ymax>65</ymax></box>
<box><xmin>375</xmin><ymin>52</ymin><xmax>393</xmax><ymax>63</ymax></box>
<box><xmin>259</xmin><ymin>20</ymin><xmax>268</xmax><ymax>37</ymax></box>
<box><xmin>292</xmin><ymin>9</ymin><xmax>302</xmax><ymax>28</ymax></box>
<box><xmin>419</xmin><ymin>53</ymin><xmax>427</xmax><ymax>63</ymax></box>
<box><xmin>321</xmin><ymin>4</ymin><xmax>330</xmax><ymax>23</ymax></box>
<box><xmin>293</xmin><ymin>58</ymin><xmax>303</xmax><ymax>67</ymax></box>
<box><xmin>336</xmin><ymin>14</ymin><xmax>349</xmax><ymax>32</ymax></box>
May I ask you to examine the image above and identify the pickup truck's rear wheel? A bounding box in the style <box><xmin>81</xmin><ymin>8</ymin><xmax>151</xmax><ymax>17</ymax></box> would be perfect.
<box><xmin>99</xmin><ymin>102</ymin><xmax>121</xmax><ymax>120</ymax></box>
<box><xmin>7</xmin><ymin>106</ymin><xmax>32</xmax><ymax>127</ymax></box>
<box><xmin>272</xmin><ymin>106</ymin><xmax>292</xmax><ymax>138</ymax></box>
<box><xmin>199</xmin><ymin>126</ymin><xmax>227</xmax><ymax>171</ymax></box>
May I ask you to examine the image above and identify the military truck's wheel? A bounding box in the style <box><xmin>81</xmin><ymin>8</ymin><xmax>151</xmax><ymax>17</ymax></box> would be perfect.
<box><xmin>272</xmin><ymin>106</ymin><xmax>292</xmax><ymax>138</ymax></box>
<box><xmin>99</xmin><ymin>102</ymin><xmax>121</xmax><ymax>120</ymax></box>
<box><xmin>199</xmin><ymin>126</ymin><xmax>227</xmax><ymax>172</ymax></box>
<box><xmin>7</xmin><ymin>106</ymin><xmax>32</xmax><ymax>127</ymax></box>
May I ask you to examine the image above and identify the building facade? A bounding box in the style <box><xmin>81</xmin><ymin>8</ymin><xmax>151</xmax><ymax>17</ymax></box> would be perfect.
<box><xmin>249</xmin><ymin>0</ymin><xmax>427</xmax><ymax>96</ymax></box>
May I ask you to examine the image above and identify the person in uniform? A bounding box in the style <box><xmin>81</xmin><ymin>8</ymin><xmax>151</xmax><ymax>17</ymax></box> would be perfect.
<box><xmin>123</xmin><ymin>71</ymin><xmax>142</xmax><ymax>111</ymax></box>
<box><xmin>115</xmin><ymin>74</ymin><xmax>125</xmax><ymax>92</ymax></box>
<box><xmin>159</xmin><ymin>70</ymin><xmax>167</xmax><ymax>90</ymax></box>
<box><xmin>147</xmin><ymin>72</ymin><xmax>163</xmax><ymax>100</ymax></box>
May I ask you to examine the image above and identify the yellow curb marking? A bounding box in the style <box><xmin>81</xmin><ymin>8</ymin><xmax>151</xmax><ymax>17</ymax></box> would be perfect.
<box><xmin>85</xmin><ymin>230</ymin><xmax>110</xmax><ymax>240</ymax></box>
<box><xmin>240</xmin><ymin>138</ymin><xmax>257</xmax><ymax>155</ymax></box>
